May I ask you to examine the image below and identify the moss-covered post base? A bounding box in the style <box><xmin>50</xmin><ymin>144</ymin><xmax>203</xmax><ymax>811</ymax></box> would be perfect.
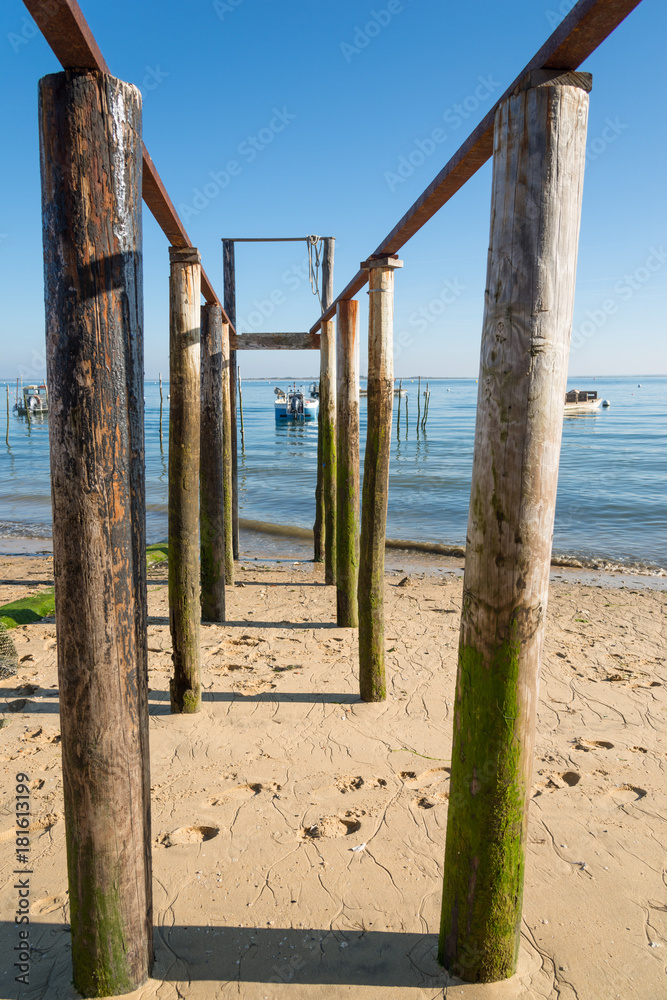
<box><xmin>39</xmin><ymin>68</ymin><xmax>153</xmax><ymax>995</ymax></box>
<box><xmin>439</xmin><ymin>70</ymin><xmax>591</xmax><ymax>982</ymax></box>
<box><xmin>220</xmin><ymin>317</ymin><xmax>234</xmax><ymax>585</ymax></box>
<box><xmin>358</xmin><ymin>256</ymin><xmax>403</xmax><ymax>701</ymax></box>
<box><xmin>336</xmin><ymin>299</ymin><xmax>360</xmax><ymax>627</ymax></box>
<box><xmin>168</xmin><ymin>246</ymin><xmax>202</xmax><ymax>713</ymax></box>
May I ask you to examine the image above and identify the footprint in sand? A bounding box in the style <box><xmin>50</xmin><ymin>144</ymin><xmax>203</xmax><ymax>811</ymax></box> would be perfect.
<box><xmin>573</xmin><ymin>739</ymin><xmax>614</xmax><ymax>752</ymax></box>
<box><xmin>207</xmin><ymin>781</ymin><xmax>281</xmax><ymax>805</ymax></box>
<box><xmin>155</xmin><ymin>825</ymin><xmax>220</xmax><ymax>847</ymax></box>
<box><xmin>335</xmin><ymin>775</ymin><xmax>364</xmax><ymax>793</ymax></box>
<box><xmin>604</xmin><ymin>784</ymin><xmax>647</xmax><ymax>806</ymax></box>
<box><xmin>413</xmin><ymin>792</ymin><xmax>448</xmax><ymax>809</ymax></box>
<box><xmin>0</xmin><ymin>812</ymin><xmax>62</xmax><ymax>842</ymax></box>
<box><xmin>533</xmin><ymin>771</ymin><xmax>581</xmax><ymax>795</ymax></box>
<box><xmin>300</xmin><ymin>809</ymin><xmax>365</xmax><ymax>840</ymax></box>
<box><xmin>32</xmin><ymin>892</ymin><xmax>68</xmax><ymax>916</ymax></box>
<box><xmin>628</xmin><ymin>746</ymin><xmax>648</xmax><ymax>754</ymax></box>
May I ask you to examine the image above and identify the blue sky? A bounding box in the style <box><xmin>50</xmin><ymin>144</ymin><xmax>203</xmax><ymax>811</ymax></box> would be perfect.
<box><xmin>1</xmin><ymin>0</ymin><xmax>665</xmax><ymax>379</ymax></box>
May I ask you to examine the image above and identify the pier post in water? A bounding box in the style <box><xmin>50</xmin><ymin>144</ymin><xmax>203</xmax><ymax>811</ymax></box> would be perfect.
<box><xmin>358</xmin><ymin>255</ymin><xmax>403</xmax><ymax>700</ymax></box>
<box><xmin>335</xmin><ymin>298</ymin><xmax>360</xmax><ymax>627</ymax></box>
<box><xmin>223</xmin><ymin>239</ymin><xmax>239</xmax><ymax>559</ymax></box>
<box><xmin>439</xmin><ymin>70</ymin><xmax>591</xmax><ymax>982</ymax></box>
<box><xmin>220</xmin><ymin>317</ymin><xmax>234</xmax><ymax>584</ymax></box>
<box><xmin>169</xmin><ymin>245</ymin><xmax>202</xmax><ymax>713</ymax></box>
<box><xmin>200</xmin><ymin>302</ymin><xmax>226</xmax><ymax>623</ymax></box>
<box><xmin>315</xmin><ymin>238</ymin><xmax>336</xmax><ymax>576</ymax></box>
<box><xmin>39</xmin><ymin>68</ymin><xmax>152</xmax><ymax>995</ymax></box>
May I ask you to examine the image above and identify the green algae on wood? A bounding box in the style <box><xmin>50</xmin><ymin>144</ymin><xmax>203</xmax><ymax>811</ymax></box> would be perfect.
<box><xmin>439</xmin><ymin>72</ymin><xmax>590</xmax><ymax>982</ymax></box>
<box><xmin>335</xmin><ymin>299</ymin><xmax>360</xmax><ymax>627</ymax></box>
<box><xmin>357</xmin><ymin>257</ymin><xmax>402</xmax><ymax>701</ymax></box>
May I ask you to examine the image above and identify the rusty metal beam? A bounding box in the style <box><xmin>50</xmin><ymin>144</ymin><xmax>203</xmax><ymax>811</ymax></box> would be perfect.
<box><xmin>310</xmin><ymin>0</ymin><xmax>644</xmax><ymax>332</ymax></box>
<box><xmin>24</xmin><ymin>0</ymin><xmax>230</xmax><ymax>321</ymax></box>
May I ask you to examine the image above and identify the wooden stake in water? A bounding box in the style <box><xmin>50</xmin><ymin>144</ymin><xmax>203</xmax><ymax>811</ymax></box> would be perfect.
<box><xmin>396</xmin><ymin>378</ymin><xmax>402</xmax><ymax>439</ymax></box>
<box><xmin>158</xmin><ymin>371</ymin><xmax>164</xmax><ymax>452</ymax></box>
<box><xmin>358</xmin><ymin>255</ymin><xmax>403</xmax><ymax>701</ymax></box>
<box><xmin>405</xmin><ymin>392</ymin><xmax>409</xmax><ymax>437</ymax></box>
<box><xmin>417</xmin><ymin>375</ymin><xmax>421</xmax><ymax>432</ymax></box>
<box><xmin>335</xmin><ymin>298</ymin><xmax>360</xmax><ymax>627</ymax></box>
<box><xmin>238</xmin><ymin>366</ymin><xmax>245</xmax><ymax>453</ymax></box>
<box><xmin>439</xmin><ymin>70</ymin><xmax>591</xmax><ymax>983</ymax></box>
<box><xmin>5</xmin><ymin>385</ymin><xmax>9</xmax><ymax>446</ymax></box>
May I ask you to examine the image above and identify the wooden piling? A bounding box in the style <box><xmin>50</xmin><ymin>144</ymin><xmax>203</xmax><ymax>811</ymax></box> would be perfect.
<box><xmin>396</xmin><ymin>378</ymin><xmax>402</xmax><ymax>439</ymax></box>
<box><xmin>417</xmin><ymin>374</ymin><xmax>421</xmax><ymax>430</ymax></box>
<box><xmin>335</xmin><ymin>299</ymin><xmax>360</xmax><ymax>627</ymax></box>
<box><xmin>358</xmin><ymin>256</ymin><xmax>403</xmax><ymax>701</ymax></box>
<box><xmin>439</xmin><ymin>70</ymin><xmax>591</xmax><ymax>982</ymax></box>
<box><xmin>39</xmin><ymin>68</ymin><xmax>152</xmax><ymax>995</ymax></box>
<box><xmin>238</xmin><ymin>365</ymin><xmax>245</xmax><ymax>452</ymax></box>
<box><xmin>158</xmin><ymin>371</ymin><xmax>164</xmax><ymax>451</ymax></box>
<box><xmin>220</xmin><ymin>318</ymin><xmax>234</xmax><ymax>584</ymax></box>
<box><xmin>5</xmin><ymin>385</ymin><xmax>9</xmax><ymax>446</ymax></box>
<box><xmin>318</xmin><ymin>237</ymin><xmax>337</xmax><ymax>582</ymax></box>
<box><xmin>223</xmin><ymin>239</ymin><xmax>239</xmax><ymax>559</ymax></box>
<box><xmin>168</xmin><ymin>245</ymin><xmax>202</xmax><ymax>713</ymax></box>
<box><xmin>200</xmin><ymin>302</ymin><xmax>226</xmax><ymax>623</ymax></box>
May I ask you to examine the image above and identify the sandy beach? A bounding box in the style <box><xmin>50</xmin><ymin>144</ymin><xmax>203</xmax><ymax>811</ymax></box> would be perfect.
<box><xmin>1</xmin><ymin>550</ymin><xmax>665</xmax><ymax>999</ymax></box>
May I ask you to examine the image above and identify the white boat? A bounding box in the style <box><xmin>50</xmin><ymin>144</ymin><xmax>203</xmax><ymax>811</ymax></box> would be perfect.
<box><xmin>564</xmin><ymin>389</ymin><xmax>603</xmax><ymax>414</ymax></box>
<box><xmin>274</xmin><ymin>384</ymin><xmax>318</xmax><ymax>423</ymax></box>
<box><xmin>14</xmin><ymin>383</ymin><xmax>48</xmax><ymax>415</ymax></box>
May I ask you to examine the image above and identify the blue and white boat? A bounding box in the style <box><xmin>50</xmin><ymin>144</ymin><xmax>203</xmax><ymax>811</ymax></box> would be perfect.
<box><xmin>274</xmin><ymin>384</ymin><xmax>319</xmax><ymax>423</ymax></box>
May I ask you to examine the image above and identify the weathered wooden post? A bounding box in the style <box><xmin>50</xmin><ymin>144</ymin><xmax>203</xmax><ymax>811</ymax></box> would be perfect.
<box><xmin>238</xmin><ymin>365</ymin><xmax>245</xmax><ymax>452</ymax></box>
<box><xmin>169</xmin><ymin>246</ymin><xmax>202</xmax><ymax>713</ymax></box>
<box><xmin>317</xmin><ymin>238</ymin><xmax>337</xmax><ymax>582</ymax></box>
<box><xmin>335</xmin><ymin>298</ymin><xmax>360</xmax><ymax>627</ymax></box>
<box><xmin>158</xmin><ymin>370</ymin><xmax>164</xmax><ymax>451</ymax></box>
<box><xmin>223</xmin><ymin>239</ymin><xmax>239</xmax><ymax>560</ymax></box>
<box><xmin>220</xmin><ymin>318</ymin><xmax>234</xmax><ymax>584</ymax></box>
<box><xmin>358</xmin><ymin>255</ymin><xmax>403</xmax><ymax>700</ymax></box>
<box><xmin>39</xmin><ymin>68</ymin><xmax>152</xmax><ymax>995</ymax></box>
<box><xmin>200</xmin><ymin>302</ymin><xmax>226</xmax><ymax>623</ymax></box>
<box><xmin>439</xmin><ymin>70</ymin><xmax>591</xmax><ymax>982</ymax></box>
<box><xmin>396</xmin><ymin>378</ymin><xmax>402</xmax><ymax>439</ymax></box>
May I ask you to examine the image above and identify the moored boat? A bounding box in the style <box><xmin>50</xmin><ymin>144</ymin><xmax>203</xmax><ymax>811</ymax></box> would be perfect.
<box><xmin>14</xmin><ymin>383</ymin><xmax>49</xmax><ymax>415</ymax></box>
<box><xmin>564</xmin><ymin>389</ymin><xmax>603</xmax><ymax>413</ymax></box>
<box><xmin>274</xmin><ymin>384</ymin><xmax>318</xmax><ymax>422</ymax></box>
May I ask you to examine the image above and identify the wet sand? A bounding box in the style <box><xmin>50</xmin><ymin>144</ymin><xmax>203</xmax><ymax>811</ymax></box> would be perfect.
<box><xmin>1</xmin><ymin>551</ymin><xmax>666</xmax><ymax>999</ymax></box>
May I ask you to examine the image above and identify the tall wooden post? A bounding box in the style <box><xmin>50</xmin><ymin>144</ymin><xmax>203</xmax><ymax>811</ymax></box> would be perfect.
<box><xmin>169</xmin><ymin>246</ymin><xmax>202</xmax><ymax>713</ymax></box>
<box><xmin>336</xmin><ymin>299</ymin><xmax>360</xmax><ymax>627</ymax></box>
<box><xmin>358</xmin><ymin>256</ymin><xmax>403</xmax><ymax>700</ymax></box>
<box><xmin>39</xmin><ymin>68</ymin><xmax>152</xmax><ymax>995</ymax></box>
<box><xmin>223</xmin><ymin>239</ymin><xmax>239</xmax><ymax>560</ymax></box>
<box><xmin>315</xmin><ymin>238</ymin><xmax>336</xmax><ymax>582</ymax></box>
<box><xmin>200</xmin><ymin>302</ymin><xmax>226</xmax><ymax>623</ymax></box>
<box><xmin>220</xmin><ymin>318</ymin><xmax>234</xmax><ymax>584</ymax></box>
<box><xmin>439</xmin><ymin>70</ymin><xmax>591</xmax><ymax>983</ymax></box>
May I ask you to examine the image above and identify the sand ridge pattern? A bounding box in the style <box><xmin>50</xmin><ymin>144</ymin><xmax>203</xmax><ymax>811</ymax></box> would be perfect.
<box><xmin>0</xmin><ymin>552</ymin><xmax>666</xmax><ymax>998</ymax></box>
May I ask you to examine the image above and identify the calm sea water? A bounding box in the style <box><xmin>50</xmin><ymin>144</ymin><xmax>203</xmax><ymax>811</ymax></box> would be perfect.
<box><xmin>1</xmin><ymin>375</ymin><xmax>665</xmax><ymax>572</ymax></box>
